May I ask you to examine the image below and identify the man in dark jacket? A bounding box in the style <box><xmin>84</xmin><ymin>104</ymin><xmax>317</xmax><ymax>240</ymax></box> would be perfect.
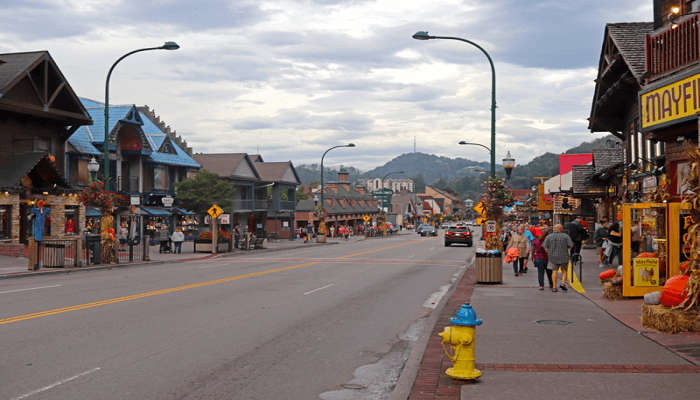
<box><xmin>594</xmin><ymin>218</ymin><xmax>610</xmax><ymax>267</ymax></box>
<box><xmin>565</xmin><ymin>217</ymin><xmax>585</xmax><ymax>257</ymax></box>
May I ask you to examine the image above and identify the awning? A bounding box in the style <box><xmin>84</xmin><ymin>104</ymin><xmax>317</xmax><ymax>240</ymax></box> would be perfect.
<box><xmin>171</xmin><ymin>207</ymin><xmax>196</xmax><ymax>215</ymax></box>
<box><xmin>139</xmin><ymin>206</ymin><xmax>172</xmax><ymax>216</ymax></box>
<box><xmin>86</xmin><ymin>207</ymin><xmax>102</xmax><ymax>217</ymax></box>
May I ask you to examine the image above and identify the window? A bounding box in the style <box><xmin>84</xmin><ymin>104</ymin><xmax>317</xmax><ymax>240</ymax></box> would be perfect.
<box><xmin>65</xmin><ymin>205</ymin><xmax>78</xmax><ymax>235</ymax></box>
<box><xmin>154</xmin><ymin>166</ymin><xmax>167</xmax><ymax>190</ymax></box>
<box><xmin>0</xmin><ymin>205</ymin><xmax>11</xmax><ymax>239</ymax></box>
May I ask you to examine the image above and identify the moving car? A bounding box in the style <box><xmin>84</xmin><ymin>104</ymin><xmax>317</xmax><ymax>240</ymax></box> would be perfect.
<box><xmin>444</xmin><ymin>226</ymin><xmax>473</xmax><ymax>247</ymax></box>
<box><xmin>416</xmin><ymin>223</ymin><xmax>430</xmax><ymax>234</ymax></box>
<box><xmin>420</xmin><ymin>225</ymin><xmax>437</xmax><ymax>237</ymax></box>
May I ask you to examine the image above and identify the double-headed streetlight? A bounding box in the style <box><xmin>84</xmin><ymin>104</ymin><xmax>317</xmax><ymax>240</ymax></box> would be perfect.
<box><xmin>320</xmin><ymin>143</ymin><xmax>356</xmax><ymax>214</ymax></box>
<box><xmin>103</xmin><ymin>41</ymin><xmax>180</xmax><ymax>191</ymax></box>
<box><xmin>413</xmin><ymin>31</ymin><xmax>496</xmax><ymax>178</ymax></box>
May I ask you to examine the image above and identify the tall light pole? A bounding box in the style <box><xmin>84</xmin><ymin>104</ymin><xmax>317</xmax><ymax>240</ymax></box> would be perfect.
<box><xmin>414</xmin><ymin>31</ymin><xmax>496</xmax><ymax>178</ymax></box>
<box><xmin>103</xmin><ymin>41</ymin><xmax>180</xmax><ymax>192</ymax></box>
<box><xmin>320</xmin><ymin>143</ymin><xmax>355</xmax><ymax>214</ymax></box>
<box><xmin>380</xmin><ymin>170</ymin><xmax>405</xmax><ymax>211</ymax></box>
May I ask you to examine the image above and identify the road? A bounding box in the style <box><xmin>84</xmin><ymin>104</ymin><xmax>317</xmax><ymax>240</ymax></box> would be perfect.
<box><xmin>0</xmin><ymin>232</ymin><xmax>473</xmax><ymax>400</ymax></box>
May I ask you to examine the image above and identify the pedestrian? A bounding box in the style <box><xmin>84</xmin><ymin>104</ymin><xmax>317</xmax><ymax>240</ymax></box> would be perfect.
<box><xmin>630</xmin><ymin>221</ymin><xmax>641</xmax><ymax>257</ymax></box>
<box><xmin>565</xmin><ymin>217</ymin><xmax>585</xmax><ymax>257</ymax></box>
<box><xmin>234</xmin><ymin>224</ymin><xmax>241</xmax><ymax>249</ymax></box>
<box><xmin>607</xmin><ymin>221</ymin><xmax>623</xmax><ymax>267</ymax></box>
<box><xmin>306</xmin><ymin>222</ymin><xmax>314</xmax><ymax>242</ymax></box>
<box><xmin>171</xmin><ymin>226</ymin><xmax>185</xmax><ymax>254</ymax></box>
<box><xmin>522</xmin><ymin>224</ymin><xmax>535</xmax><ymax>272</ymax></box>
<box><xmin>532</xmin><ymin>230</ymin><xmax>553</xmax><ymax>290</ymax></box>
<box><xmin>344</xmin><ymin>225</ymin><xmax>350</xmax><ymax>240</ymax></box>
<box><xmin>330</xmin><ymin>225</ymin><xmax>336</xmax><ymax>238</ymax></box>
<box><xmin>158</xmin><ymin>224</ymin><xmax>170</xmax><ymax>253</ymax></box>
<box><xmin>507</xmin><ymin>226</ymin><xmax>530</xmax><ymax>276</ymax></box>
<box><xmin>542</xmin><ymin>224</ymin><xmax>574</xmax><ymax>292</ymax></box>
<box><xmin>593</xmin><ymin>218</ymin><xmax>609</xmax><ymax>268</ymax></box>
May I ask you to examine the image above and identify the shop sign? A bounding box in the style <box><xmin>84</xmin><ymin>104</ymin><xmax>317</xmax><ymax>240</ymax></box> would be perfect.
<box><xmin>641</xmin><ymin>72</ymin><xmax>700</xmax><ymax>130</ymax></box>
<box><xmin>633</xmin><ymin>257</ymin><xmax>659</xmax><ymax>286</ymax></box>
<box><xmin>130</xmin><ymin>196</ymin><xmax>140</xmax><ymax>206</ymax></box>
<box><xmin>536</xmin><ymin>184</ymin><xmax>553</xmax><ymax>211</ymax></box>
<box><xmin>219</xmin><ymin>214</ymin><xmax>230</xmax><ymax>224</ymax></box>
<box><xmin>680</xmin><ymin>211</ymin><xmax>695</xmax><ymax>262</ymax></box>
<box><xmin>162</xmin><ymin>196</ymin><xmax>174</xmax><ymax>207</ymax></box>
<box><xmin>642</xmin><ymin>176</ymin><xmax>657</xmax><ymax>193</ymax></box>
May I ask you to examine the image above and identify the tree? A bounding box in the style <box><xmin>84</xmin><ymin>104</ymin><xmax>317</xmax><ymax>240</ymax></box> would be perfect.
<box><xmin>174</xmin><ymin>170</ymin><xmax>235</xmax><ymax>214</ymax></box>
<box><xmin>413</xmin><ymin>174</ymin><xmax>426</xmax><ymax>193</ymax></box>
<box><xmin>296</xmin><ymin>186</ymin><xmax>309</xmax><ymax>201</ymax></box>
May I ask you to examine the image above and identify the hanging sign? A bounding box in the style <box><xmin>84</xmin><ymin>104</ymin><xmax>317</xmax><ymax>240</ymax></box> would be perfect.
<box><xmin>162</xmin><ymin>196</ymin><xmax>174</xmax><ymax>207</ymax></box>
<box><xmin>640</xmin><ymin>72</ymin><xmax>700</xmax><ymax>130</ymax></box>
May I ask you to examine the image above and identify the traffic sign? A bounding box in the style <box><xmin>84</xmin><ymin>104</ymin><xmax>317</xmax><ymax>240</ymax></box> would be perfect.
<box><xmin>473</xmin><ymin>201</ymin><xmax>487</xmax><ymax>216</ymax></box>
<box><xmin>208</xmin><ymin>204</ymin><xmax>223</xmax><ymax>219</ymax></box>
<box><xmin>485</xmin><ymin>220</ymin><xmax>497</xmax><ymax>233</ymax></box>
<box><xmin>363</xmin><ymin>215</ymin><xmax>371</xmax><ymax>222</ymax></box>
<box><xmin>476</xmin><ymin>217</ymin><xmax>487</xmax><ymax>225</ymax></box>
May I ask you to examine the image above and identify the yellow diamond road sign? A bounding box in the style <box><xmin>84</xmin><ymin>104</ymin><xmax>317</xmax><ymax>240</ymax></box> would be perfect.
<box><xmin>474</xmin><ymin>201</ymin><xmax>487</xmax><ymax>217</ymax></box>
<box><xmin>208</xmin><ymin>204</ymin><xmax>223</xmax><ymax>219</ymax></box>
<box><xmin>363</xmin><ymin>215</ymin><xmax>371</xmax><ymax>222</ymax></box>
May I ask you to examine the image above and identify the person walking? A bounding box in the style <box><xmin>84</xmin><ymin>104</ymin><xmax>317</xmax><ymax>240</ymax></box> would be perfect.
<box><xmin>607</xmin><ymin>221</ymin><xmax>623</xmax><ymax>267</ymax></box>
<box><xmin>531</xmin><ymin>230</ymin><xmax>553</xmax><ymax>290</ymax></box>
<box><xmin>593</xmin><ymin>219</ymin><xmax>609</xmax><ymax>267</ymax></box>
<box><xmin>171</xmin><ymin>226</ymin><xmax>185</xmax><ymax>254</ymax></box>
<box><xmin>566</xmin><ymin>217</ymin><xmax>585</xmax><ymax>257</ymax></box>
<box><xmin>543</xmin><ymin>224</ymin><xmax>574</xmax><ymax>292</ymax></box>
<box><xmin>234</xmin><ymin>224</ymin><xmax>241</xmax><ymax>249</ymax></box>
<box><xmin>522</xmin><ymin>224</ymin><xmax>535</xmax><ymax>273</ymax></box>
<box><xmin>507</xmin><ymin>226</ymin><xmax>530</xmax><ymax>276</ymax></box>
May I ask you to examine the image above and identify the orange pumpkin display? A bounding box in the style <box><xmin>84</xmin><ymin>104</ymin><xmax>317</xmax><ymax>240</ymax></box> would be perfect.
<box><xmin>599</xmin><ymin>269</ymin><xmax>616</xmax><ymax>280</ymax></box>
<box><xmin>660</xmin><ymin>275</ymin><xmax>690</xmax><ymax>307</ymax></box>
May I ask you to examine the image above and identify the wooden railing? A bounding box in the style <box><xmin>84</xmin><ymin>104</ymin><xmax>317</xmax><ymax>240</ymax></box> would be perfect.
<box><xmin>646</xmin><ymin>16</ymin><xmax>700</xmax><ymax>79</ymax></box>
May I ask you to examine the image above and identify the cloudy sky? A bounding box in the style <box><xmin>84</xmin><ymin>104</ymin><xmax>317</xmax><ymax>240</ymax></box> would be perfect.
<box><xmin>0</xmin><ymin>0</ymin><xmax>651</xmax><ymax>170</ymax></box>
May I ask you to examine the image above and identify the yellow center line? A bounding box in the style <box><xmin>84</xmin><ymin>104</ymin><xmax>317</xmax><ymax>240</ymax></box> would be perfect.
<box><xmin>0</xmin><ymin>239</ymin><xmax>422</xmax><ymax>326</ymax></box>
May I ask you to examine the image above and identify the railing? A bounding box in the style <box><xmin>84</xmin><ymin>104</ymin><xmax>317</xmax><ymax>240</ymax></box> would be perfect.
<box><xmin>279</xmin><ymin>200</ymin><xmax>296</xmax><ymax>211</ymax></box>
<box><xmin>646</xmin><ymin>16</ymin><xmax>700</xmax><ymax>79</ymax></box>
<box><xmin>254</xmin><ymin>199</ymin><xmax>272</xmax><ymax>210</ymax></box>
<box><xmin>232</xmin><ymin>199</ymin><xmax>254</xmax><ymax>210</ymax></box>
<box><xmin>117</xmin><ymin>176</ymin><xmax>140</xmax><ymax>193</ymax></box>
<box><xmin>34</xmin><ymin>239</ymin><xmax>79</xmax><ymax>269</ymax></box>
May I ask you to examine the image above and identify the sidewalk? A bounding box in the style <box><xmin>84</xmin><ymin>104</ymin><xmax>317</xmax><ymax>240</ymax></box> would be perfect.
<box><xmin>408</xmin><ymin>248</ymin><xmax>700</xmax><ymax>400</ymax></box>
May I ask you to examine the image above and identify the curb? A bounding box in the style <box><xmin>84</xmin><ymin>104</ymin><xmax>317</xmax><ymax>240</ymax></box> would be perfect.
<box><xmin>0</xmin><ymin>242</ymin><xmax>338</xmax><ymax>280</ymax></box>
<box><xmin>391</xmin><ymin>256</ymin><xmax>471</xmax><ymax>400</ymax></box>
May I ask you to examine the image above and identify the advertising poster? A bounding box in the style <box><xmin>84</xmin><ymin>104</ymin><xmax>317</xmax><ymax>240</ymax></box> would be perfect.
<box><xmin>633</xmin><ymin>257</ymin><xmax>659</xmax><ymax>286</ymax></box>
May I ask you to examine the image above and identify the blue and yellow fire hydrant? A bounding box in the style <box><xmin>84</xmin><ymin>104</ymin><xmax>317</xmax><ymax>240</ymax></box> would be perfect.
<box><xmin>438</xmin><ymin>303</ymin><xmax>482</xmax><ymax>380</ymax></box>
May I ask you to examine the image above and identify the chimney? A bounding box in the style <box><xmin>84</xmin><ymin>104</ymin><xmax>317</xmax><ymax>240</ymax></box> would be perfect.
<box><xmin>355</xmin><ymin>184</ymin><xmax>365</xmax><ymax>194</ymax></box>
<box><xmin>338</xmin><ymin>170</ymin><xmax>349</xmax><ymax>182</ymax></box>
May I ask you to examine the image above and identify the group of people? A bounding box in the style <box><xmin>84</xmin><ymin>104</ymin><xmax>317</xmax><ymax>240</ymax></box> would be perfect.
<box><xmin>504</xmin><ymin>217</ymin><xmax>591</xmax><ymax>292</ymax></box>
<box><xmin>592</xmin><ymin>216</ymin><xmax>623</xmax><ymax>268</ymax></box>
<box><xmin>329</xmin><ymin>224</ymin><xmax>352</xmax><ymax>240</ymax></box>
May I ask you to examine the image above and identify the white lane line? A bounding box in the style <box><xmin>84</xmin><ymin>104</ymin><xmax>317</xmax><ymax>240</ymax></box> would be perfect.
<box><xmin>304</xmin><ymin>283</ymin><xmax>335</xmax><ymax>295</ymax></box>
<box><xmin>0</xmin><ymin>284</ymin><xmax>62</xmax><ymax>295</ymax></box>
<box><xmin>10</xmin><ymin>367</ymin><xmax>101</xmax><ymax>400</ymax></box>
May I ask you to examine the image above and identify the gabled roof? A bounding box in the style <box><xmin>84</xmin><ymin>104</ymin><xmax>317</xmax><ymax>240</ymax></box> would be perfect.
<box><xmin>0</xmin><ymin>51</ymin><xmax>91</xmax><ymax>126</ymax></box>
<box><xmin>255</xmin><ymin>161</ymin><xmax>300</xmax><ymax>185</ymax></box>
<box><xmin>0</xmin><ymin>152</ymin><xmax>66</xmax><ymax>190</ymax></box>
<box><xmin>193</xmin><ymin>153</ymin><xmax>260</xmax><ymax>181</ymax></box>
<box><xmin>593</xmin><ymin>148</ymin><xmax>624</xmax><ymax>173</ymax></box>
<box><xmin>67</xmin><ymin>126</ymin><xmax>101</xmax><ymax>155</ymax></box>
<box><xmin>607</xmin><ymin>22</ymin><xmax>653</xmax><ymax>80</ymax></box>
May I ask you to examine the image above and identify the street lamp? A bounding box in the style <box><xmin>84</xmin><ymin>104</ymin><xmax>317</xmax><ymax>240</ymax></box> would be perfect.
<box><xmin>502</xmin><ymin>151</ymin><xmax>515</xmax><ymax>180</ymax></box>
<box><xmin>87</xmin><ymin>157</ymin><xmax>100</xmax><ymax>182</ymax></box>
<box><xmin>103</xmin><ymin>41</ymin><xmax>180</xmax><ymax>192</ymax></box>
<box><xmin>379</xmin><ymin>170</ymin><xmax>405</xmax><ymax>211</ymax></box>
<box><xmin>320</xmin><ymin>143</ymin><xmax>356</xmax><ymax>214</ymax></box>
<box><xmin>414</xmin><ymin>31</ymin><xmax>497</xmax><ymax>178</ymax></box>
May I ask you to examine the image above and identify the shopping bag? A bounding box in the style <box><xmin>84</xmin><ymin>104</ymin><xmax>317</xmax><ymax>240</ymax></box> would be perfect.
<box><xmin>567</xmin><ymin>262</ymin><xmax>586</xmax><ymax>294</ymax></box>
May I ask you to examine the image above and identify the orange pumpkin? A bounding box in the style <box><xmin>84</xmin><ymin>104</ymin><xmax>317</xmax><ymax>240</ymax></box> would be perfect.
<box><xmin>660</xmin><ymin>275</ymin><xmax>690</xmax><ymax>307</ymax></box>
<box><xmin>599</xmin><ymin>269</ymin><xmax>616</xmax><ymax>280</ymax></box>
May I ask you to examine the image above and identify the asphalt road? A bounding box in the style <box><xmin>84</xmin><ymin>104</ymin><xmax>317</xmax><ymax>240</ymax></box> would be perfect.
<box><xmin>0</xmin><ymin>231</ymin><xmax>473</xmax><ymax>400</ymax></box>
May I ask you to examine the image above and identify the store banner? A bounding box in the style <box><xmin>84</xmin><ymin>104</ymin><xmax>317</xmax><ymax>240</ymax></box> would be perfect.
<box><xmin>537</xmin><ymin>184</ymin><xmax>553</xmax><ymax>211</ymax></box>
<box><xmin>641</xmin><ymin>72</ymin><xmax>700</xmax><ymax>130</ymax></box>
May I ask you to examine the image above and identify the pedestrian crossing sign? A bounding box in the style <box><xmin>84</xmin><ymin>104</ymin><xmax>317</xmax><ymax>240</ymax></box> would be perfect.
<box><xmin>474</xmin><ymin>201</ymin><xmax>487</xmax><ymax>217</ymax></box>
<box><xmin>208</xmin><ymin>204</ymin><xmax>223</xmax><ymax>219</ymax></box>
<box><xmin>363</xmin><ymin>215</ymin><xmax>371</xmax><ymax>222</ymax></box>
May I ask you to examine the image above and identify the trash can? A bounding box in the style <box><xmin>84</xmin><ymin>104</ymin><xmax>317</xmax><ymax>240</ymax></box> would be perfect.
<box><xmin>42</xmin><ymin>242</ymin><xmax>66</xmax><ymax>268</ymax></box>
<box><xmin>85</xmin><ymin>234</ymin><xmax>101</xmax><ymax>265</ymax></box>
<box><xmin>475</xmin><ymin>251</ymin><xmax>502</xmax><ymax>283</ymax></box>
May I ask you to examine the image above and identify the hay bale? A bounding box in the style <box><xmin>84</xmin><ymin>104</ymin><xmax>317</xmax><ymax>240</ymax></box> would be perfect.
<box><xmin>603</xmin><ymin>282</ymin><xmax>623</xmax><ymax>300</ymax></box>
<box><xmin>641</xmin><ymin>304</ymin><xmax>700</xmax><ymax>334</ymax></box>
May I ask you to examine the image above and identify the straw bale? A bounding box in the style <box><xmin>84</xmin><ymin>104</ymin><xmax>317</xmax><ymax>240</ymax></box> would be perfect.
<box><xmin>641</xmin><ymin>304</ymin><xmax>700</xmax><ymax>334</ymax></box>
<box><xmin>602</xmin><ymin>282</ymin><xmax>623</xmax><ymax>300</ymax></box>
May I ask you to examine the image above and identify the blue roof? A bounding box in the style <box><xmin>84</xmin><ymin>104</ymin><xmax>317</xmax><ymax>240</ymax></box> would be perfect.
<box><xmin>139</xmin><ymin>206</ymin><xmax>172</xmax><ymax>216</ymax></box>
<box><xmin>75</xmin><ymin>98</ymin><xmax>199</xmax><ymax>168</ymax></box>
<box><xmin>68</xmin><ymin>126</ymin><xmax>101</xmax><ymax>155</ymax></box>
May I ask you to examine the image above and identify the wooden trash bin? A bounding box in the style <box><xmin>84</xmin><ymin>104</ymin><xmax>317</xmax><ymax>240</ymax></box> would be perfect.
<box><xmin>476</xmin><ymin>252</ymin><xmax>503</xmax><ymax>283</ymax></box>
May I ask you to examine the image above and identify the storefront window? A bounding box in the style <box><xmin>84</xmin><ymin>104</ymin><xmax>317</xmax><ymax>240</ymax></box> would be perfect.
<box><xmin>65</xmin><ymin>205</ymin><xmax>78</xmax><ymax>235</ymax></box>
<box><xmin>0</xmin><ymin>205</ymin><xmax>11</xmax><ymax>239</ymax></box>
<box><xmin>154</xmin><ymin>167</ymin><xmax>167</xmax><ymax>190</ymax></box>
<box><xmin>629</xmin><ymin>206</ymin><xmax>667</xmax><ymax>287</ymax></box>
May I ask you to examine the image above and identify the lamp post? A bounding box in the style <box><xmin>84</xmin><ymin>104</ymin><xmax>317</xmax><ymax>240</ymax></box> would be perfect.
<box><xmin>320</xmin><ymin>143</ymin><xmax>355</xmax><ymax>214</ymax></box>
<box><xmin>379</xmin><ymin>170</ymin><xmax>405</xmax><ymax>212</ymax></box>
<box><xmin>414</xmin><ymin>31</ymin><xmax>496</xmax><ymax>178</ymax></box>
<box><xmin>87</xmin><ymin>157</ymin><xmax>100</xmax><ymax>183</ymax></box>
<box><xmin>103</xmin><ymin>41</ymin><xmax>180</xmax><ymax>192</ymax></box>
<box><xmin>502</xmin><ymin>151</ymin><xmax>515</xmax><ymax>180</ymax></box>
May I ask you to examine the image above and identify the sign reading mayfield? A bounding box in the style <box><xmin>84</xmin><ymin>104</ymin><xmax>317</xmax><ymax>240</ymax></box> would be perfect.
<box><xmin>641</xmin><ymin>72</ymin><xmax>700</xmax><ymax>130</ymax></box>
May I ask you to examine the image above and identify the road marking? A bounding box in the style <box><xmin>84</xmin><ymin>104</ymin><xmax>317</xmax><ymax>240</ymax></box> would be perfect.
<box><xmin>10</xmin><ymin>367</ymin><xmax>101</xmax><ymax>400</ymax></box>
<box><xmin>0</xmin><ymin>284</ymin><xmax>62</xmax><ymax>294</ymax></box>
<box><xmin>337</xmin><ymin>239</ymin><xmax>422</xmax><ymax>259</ymax></box>
<box><xmin>0</xmin><ymin>240</ymin><xmax>422</xmax><ymax>326</ymax></box>
<box><xmin>304</xmin><ymin>283</ymin><xmax>335</xmax><ymax>295</ymax></box>
<box><xmin>423</xmin><ymin>284</ymin><xmax>450</xmax><ymax>309</ymax></box>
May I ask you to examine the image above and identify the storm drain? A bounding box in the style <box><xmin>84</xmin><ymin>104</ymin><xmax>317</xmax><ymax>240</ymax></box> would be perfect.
<box><xmin>534</xmin><ymin>319</ymin><xmax>575</xmax><ymax>326</ymax></box>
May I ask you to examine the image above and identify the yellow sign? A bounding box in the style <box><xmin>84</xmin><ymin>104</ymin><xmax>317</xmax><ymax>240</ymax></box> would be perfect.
<box><xmin>641</xmin><ymin>72</ymin><xmax>700</xmax><ymax>129</ymax></box>
<box><xmin>473</xmin><ymin>201</ymin><xmax>487</xmax><ymax>217</ymax></box>
<box><xmin>207</xmin><ymin>204</ymin><xmax>223</xmax><ymax>219</ymax></box>
<box><xmin>363</xmin><ymin>215</ymin><xmax>370</xmax><ymax>222</ymax></box>
<box><xmin>537</xmin><ymin>184</ymin><xmax>553</xmax><ymax>211</ymax></box>
<box><xmin>633</xmin><ymin>257</ymin><xmax>660</xmax><ymax>287</ymax></box>
<box><xmin>476</xmin><ymin>217</ymin><xmax>487</xmax><ymax>224</ymax></box>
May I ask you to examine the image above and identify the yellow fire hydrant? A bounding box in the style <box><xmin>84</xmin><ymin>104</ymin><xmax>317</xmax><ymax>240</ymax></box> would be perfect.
<box><xmin>438</xmin><ymin>303</ymin><xmax>482</xmax><ymax>380</ymax></box>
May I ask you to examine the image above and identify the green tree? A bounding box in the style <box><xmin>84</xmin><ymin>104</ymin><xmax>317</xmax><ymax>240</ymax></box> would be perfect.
<box><xmin>175</xmin><ymin>170</ymin><xmax>235</xmax><ymax>214</ymax></box>
<box><xmin>296</xmin><ymin>186</ymin><xmax>309</xmax><ymax>201</ymax></box>
<box><xmin>413</xmin><ymin>174</ymin><xmax>426</xmax><ymax>193</ymax></box>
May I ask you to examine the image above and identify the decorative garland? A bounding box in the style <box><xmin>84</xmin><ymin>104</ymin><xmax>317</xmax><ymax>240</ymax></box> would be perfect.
<box><xmin>480</xmin><ymin>176</ymin><xmax>515</xmax><ymax>210</ymax></box>
<box><xmin>78</xmin><ymin>180</ymin><xmax>125</xmax><ymax>210</ymax></box>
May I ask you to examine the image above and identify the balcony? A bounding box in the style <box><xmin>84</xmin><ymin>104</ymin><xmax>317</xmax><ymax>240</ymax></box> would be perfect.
<box><xmin>646</xmin><ymin>15</ymin><xmax>700</xmax><ymax>80</ymax></box>
<box><xmin>254</xmin><ymin>199</ymin><xmax>272</xmax><ymax>210</ymax></box>
<box><xmin>117</xmin><ymin>176</ymin><xmax>140</xmax><ymax>193</ymax></box>
<box><xmin>232</xmin><ymin>199</ymin><xmax>254</xmax><ymax>211</ymax></box>
<box><xmin>279</xmin><ymin>200</ymin><xmax>296</xmax><ymax>211</ymax></box>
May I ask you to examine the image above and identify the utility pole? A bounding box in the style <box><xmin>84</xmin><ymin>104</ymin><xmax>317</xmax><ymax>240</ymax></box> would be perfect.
<box><xmin>413</xmin><ymin>136</ymin><xmax>416</xmax><ymax>153</ymax></box>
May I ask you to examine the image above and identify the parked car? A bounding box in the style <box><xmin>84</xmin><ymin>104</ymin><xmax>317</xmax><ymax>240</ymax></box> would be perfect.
<box><xmin>444</xmin><ymin>226</ymin><xmax>473</xmax><ymax>247</ymax></box>
<box><xmin>420</xmin><ymin>226</ymin><xmax>438</xmax><ymax>237</ymax></box>
<box><xmin>416</xmin><ymin>223</ymin><xmax>430</xmax><ymax>234</ymax></box>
